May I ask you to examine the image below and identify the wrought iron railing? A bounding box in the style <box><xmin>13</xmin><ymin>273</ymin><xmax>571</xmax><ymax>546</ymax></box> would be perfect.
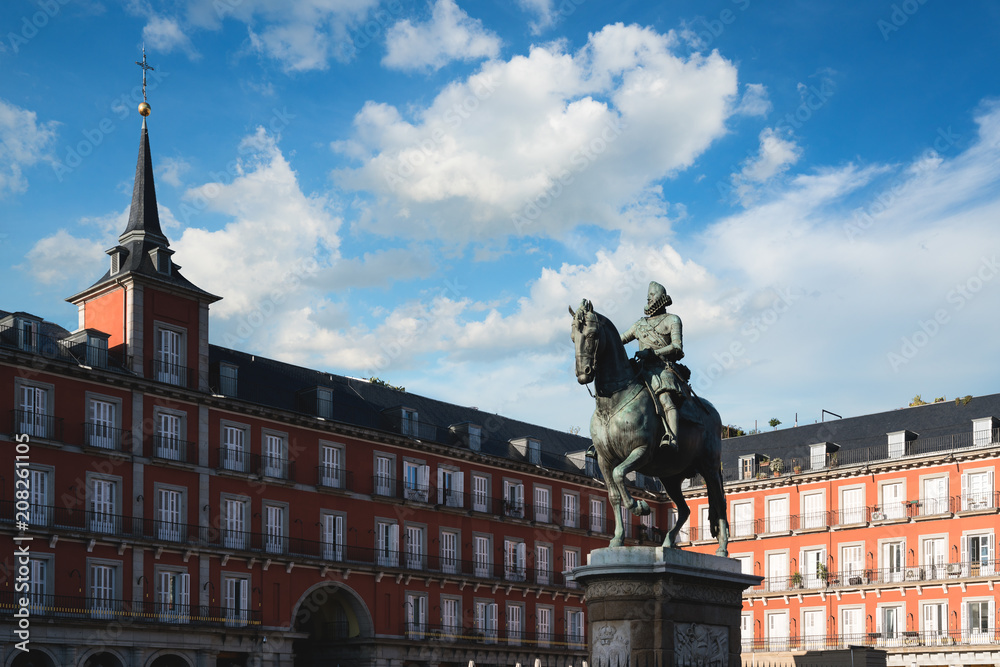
<box><xmin>742</xmin><ymin>628</ymin><xmax>1000</xmax><ymax>652</ymax></box>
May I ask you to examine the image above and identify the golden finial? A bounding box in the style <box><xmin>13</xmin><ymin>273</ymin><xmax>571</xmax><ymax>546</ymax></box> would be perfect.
<box><xmin>135</xmin><ymin>44</ymin><xmax>155</xmax><ymax>117</ymax></box>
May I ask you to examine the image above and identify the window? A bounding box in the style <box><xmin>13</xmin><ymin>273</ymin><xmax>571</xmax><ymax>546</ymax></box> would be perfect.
<box><xmin>840</xmin><ymin>545</ymin><xmax>864</xmax><ymax>583</ymax></box>
<box><xmin>17</xmin><ymin>318</ymin><xmax>39</xmax><ymax>352</ymax></box>
<box><xmin>405</xmin><ymin>525</ymin><xmax>425</xmax><ymax>569</ymax></box>
<box><xmin>503</xmin><ymin>480</ymin><xmax>524</xmax><ymax>518</ymax></box>
<box><xmin>223</xmin><ymin>497</ymin><xmax>247</xmax><ymax>549</ymax></box>
<box><xmin>155</xmin><ymin>411</ymin><xmax>183</xmax><ymax>460</ymax></box>
<box><xmin>475</xmin><ymin>601</ymin><xmax>498</xmax><ymax>642</ymax></box>
<box><xmin>87</xmin><ymin>398</ymin><xmax>118</xmax><ymax>450</ymax></box>
<box><xmin>442</xmin><ymin>597</ymin><xmax>460</xmax><ymax>632</ymax></box>
<box><xmin>527</xmin><ymin>438</ymin><xmax>541</xmax><ymax>465</ymax></box>
<box><xmin>698</xmin><ymin>505</ymin><xmax>710</xmax><ymax>541</ymax></box>
<box><xmin>922</xmin><ymin>602</ymin><xmax>947</xmax><ymax>641</ymax></box>
<box><xmin>320</xmin><ymin>444</ymin><xmax>344</xmax><ymax>488</ymax></box>
<box><xmin>85</xmin><ymin>334</ymin><xmax>108</xmax><ymax>368</ymax></box>
<box><xmin>963</xmin><ymin>533</ymin><xmax>995</xmax><ymax>576</ymax></box>
<box><xmin>264</xmin><ymin>504</ymin><xmax>286</xmax><ymax>554</ymax></box>
<box><xmin>437</xmin><ymin>467</ymin><xmax>463</xmax><ymax>507</ymax></box>
<box><xmin>534</xmin><ymin>486</ymin><xmax>551</xmax><ymax>523</ymax></box>
<box><xmin>841</xmin><ymin>607</ymin><xmax>863</xmax><ymax>645</ymax></box>
<box><xmin>473</xmin><ymin>535</ymin><xmax>491</xmax><ymax>578</ymax></box>
<box><xmin>472</xmin><ymin>474</ymin><xmax>489</xmax><ymax>512</ymax></box>
<box><xmin>766</xmin><ymin>496</ymin><xmax>788</xmax><ymax>533</ymax></box>
<box><xmin>566</xmin><ymin>609</ymin><xmax>585</xmax><ymax>643</ymax></box>
<box><xmin>733</xmin><ymin>554</ymin><xmax>753</xmax><ymax>576</ymax></box>
<box><xmin>564</xmin><ymin>548</ymin><xmax>579</xmax><ymax>587</ymax></box>
<box><xmin>881</xmin><ymin>481</ymin><xmax>904</xmax><ymax>520</ymax></box>
<box><xmin>766</xmin><ymin>551</ymin><xmax>788</xmax><ymax>591</ymax></box>
<box><xmin>740</xmin><ymin>613</ymin><xmax>753</xmax><ymax>648</ymax></box>
<box><xmin>739</xmin><ymin>455</ymin><xmax>756</xmax><ymax>480</ymax></box>
<box><xmin>262</xmin><ymin>432</ymin><xmax>287</xmax><ymax>478</ymax></box>
<box><xmin>441</xmin><ymin>530</ymin><xmax>459</xmax><ymax>574</ymax></box>
<box><xmin>506</xmin><ymin>603</ymin><xmax>523</xmax><ymax>645</ymax></box>
<box><xmin>322</xmin><ymin>513</ymin><xmax>344</xmax><ymax>561</ymax></box>
<box><xmin>468</xmin><ymin>424</ymin><xmax>481</xmax><ymax>451</ymax></box>
<box><xmin>766</xmin><ymin>611</ymin><xmax>789</xmax><ymax>650</ymax></box>
<box><xmin>562</xmin><ymin>491</ymin><xmax>579</xmax><ymax>528</ymax></box>
<box><xmin>504</xmin><ymin>539</ymin><xmax>526</xmax><ymax>581</ymax></box>
<box><xmin>887</xmin><ymin>431</ymin><xmax>907</xmax><ymax>459</ymax></box>
<box><xmin>316</xmin><ymin>387</ymin><xmax>333</xmax><ymax>418</ymax></box>
<box><xmin>28</xmin><ymin>556</ymin><xmax>49</xmax><ymax>612</ymax></box>
<box><xmin>963</xmin><ymin>469</ymin><xmax>994</xmax><ymax>510</ymax></box>
<box><xmin>732</xmin><ymin>500</ymin><xmax>753</xmax><ymax>538</ymax></box>
<box><xmin>973</xmin><ymin>418</ymin><xmax>996</xmax><ymax>446</ymax></box>
<box><xmin>221</xmin><ymin>424</ymin><xmax>247</xmax><ymax>472</ymax></box>
<box><xmin>89</xmin><ymin>478</ymin><xmax>118</xmax><ymax>534</ymax></box>
<box><xmin>403</xmin><ymin>461</ymin><xmax>429</xmax><ymax>502</ymax></box>
<box><xmin>878</xmin><ymin>605</ymin><xmax>901</xmax><ymax>641</ymax></box>
<box><xmin>840</xmin><ymin>486</ymin><xmax>865</xmax><ymax>525</ymax></box>
<box><xmin>405</xmin><ymin>592</ymin><xmax>428</xmax><ymax>638</ymax></box>
<box><xmin>536</xmin><ymin>544</ymin><xmax>551</xmax><ymax>585</ymax></box>
<box><xmin>922</xmin><ymin>476</ymin><xmax>949</xmax><ymax>514</ymax></box>
<box><xmin>223</xmin><ymin>575</ymin><xmax>250</xmax><ymax>627</ymax></box>
<box><xmin>401</xmin><ymin>408</ymin><xmax>418</xmax><ymax>436</ymax></box>
<box><xmin>157</xmin><ymin>570</ymin><xmax>190</xmax><ymax>623</ymax></box>
<box><xmin>801</xmin><ymin>547</ymin><xmax>826</xmax><ymax>589</ymax></box>
<box><xmin>800</xmin><ymin>491</ymin><xmax>826</xmax><ymax>529</ymax></box>
<box><xmin>965</xmin><ymin>599</ymin><xmax>994</xmax><ymax>642</ymax></box>
<box><xmin>376</xmin><ymin>520</ymin><xmax>399</xmax><ymax>568</ymax></box>
<box><xmin>537</xmin><ymin>606</ymin><xmax>553</xmax><ymax>647</ymax></box>
<box><xmin>802</xmin><ymin>609</ymin><xmax>824</xmax><ymax>649</ymax></box>
<box><xmin>156</xmin><ymin>326</ymin><xmax>184</xmax><ymax>386</ymax></box>
<box><xmin>589</xmin><ymin>498</ymin><xmax>605</xmax><ymax>533</ymax></box>
<box><xmin>921</xmin><ymin>536</ymin><xmax>946</xmax><ymax>579</ymax></box>
<box><xmin>809</xmin><ymin>444</ymin><xmax>826</xmax><ymax>470</ymax></box>
<box><xmin>28</xmin><ymin>468</ymin><xmax>51</xmax><ymax>527</ymax></box>
<box><xmin>89</xmin><ymin>562</ymin><xmax>117</xmax><ymax>619</ymax></box>
<box><xmin>883</xmin><ymin>540</ymin><xmax>905</xmax><ymax>582</ymax></box>
<box><xmin>157</xmin><ymin>487</ymin><xmax>183</xmax><ymax>541</ymax></box>
<box><xmin>18</xmin><ymin>383</ymin><xmax>51</xmax><ymax>438</ymax></box>
<box><xmin>374</xmin><ymin>455</ymin><xmax>394</xmax><ymax>496</ymax></box>
<box><xmin>219</xmin><ymin>363</ymin><xmax>238</xmax><ymax>397</ymax></box>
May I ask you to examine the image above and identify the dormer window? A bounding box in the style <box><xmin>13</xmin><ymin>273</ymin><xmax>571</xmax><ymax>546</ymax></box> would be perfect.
<box><xmin>149</xmin><ymin>247</ymin><xmax>173</xmax><ymax>276</ymax></box>
<box><xmin>317</xmin><ymin>388</ymin><xmax>333</xmax><ymax>419</ymax></box>
<box><xmin>810</xmin><ymin>444</ymin><xmax>826</xmax><ymax>470</ymax></box>
<box><xmin>973</xmin><ymin>417</ymin><xmax>998</xmax><ymax>447</ymax></box>
<box><xmin>528</xmin><ymin>438</ymin><xmax>541</xmax><ymax>465</ymax></box>
<box><xmin>468</xmin><ymin>424</ymin><xmax>481</xmax><ymax>450</ymax></box>
<box><xmin>110</xmin><ymin>253</ymin><xmax>120</xmax><ymax>274</ymax></box>
<box><xmin>739</xmin><ymin>455</ymin><xmax>757</xmax><ymax>480</ymax></box>
<box><xmin>17</xmin><ymin>318</ymin><xmax>39</xmax><ymax>352</ymax></box>
<box><xmin>86</xmin><ymin>335</ymin><xmax>108</xmax><ymax>368</ymax></box>
<box><xmin>220</xmin><ymin>363</ymin><xmax>238</xmax><ymax>397</ymax></box>
<box><xmin>401</xmin><ymin>408</ymin><xmax>419</xmax><ymax>436</ymax></box>
<box><xmin>887</xmin><ymin>431</ymin><xmax>916</xmax><ymax>458</ymax></box>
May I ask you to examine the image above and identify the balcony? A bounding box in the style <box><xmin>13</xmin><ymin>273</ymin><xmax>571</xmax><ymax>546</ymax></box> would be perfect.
<box><xmin>151</xmin><ymin>435</ymin><xmax>198</xmax><ymax>463</ymax></box>
<box><xmin>10</xmin><ymin>409</ymin><xmax>63</xmax><ymax>441</ymax></box>
<box><xmin>316</xmin><ymin>466</ymin><xmax>353</xmax><ymax>491</ymax></box>
<box><xmin>0</xmin><ymin>591</ymin><xmax>261</xmax><ymax>627</ymax></box>
<box><xmin>149</xmin><ymin>358</ymin><xmax>196</xmax><ymax>389</ymax></box>
<box><xmin>401</xmin><ymin>622</ymin><xmax>586</xmax><ymax>651</ymax></box>
<box><xmin>748</xmin><ymin>558</ymin><xmax>1000</xmax><ymax>594</ymax></box>
<box><xmin>742</xmin><ymin>629</ymin><xmax>1000</xmax><ymax>653</ymax></box>
<box><xmin>260</xmin><ymin>454</ymin><xmax>294</xmax><ymax>481</ymax></box>
<box><xmin>0</xmin><ymin>324</ymin><xmax>131</xmax><ymax>372</ymax></box>
<box><xmin>215</xmin><ymin>446</ymin><xmax>259</xmax><ymax>475</ymax></box>
<box><xmin>82</xmin><ymin>422</ymin><xmax>132</xmax><ymax>452</ymax></box>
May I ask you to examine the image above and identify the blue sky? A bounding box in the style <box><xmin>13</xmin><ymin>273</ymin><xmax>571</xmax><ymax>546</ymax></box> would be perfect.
<box><xmin>3</xmin><ymin>0</ymin><xmax>1000</xmax><ymax>435</ymax></box>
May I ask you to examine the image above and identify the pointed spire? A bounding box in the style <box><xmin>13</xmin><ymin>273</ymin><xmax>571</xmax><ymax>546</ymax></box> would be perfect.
<box><xmin>119</xmin><ymin>118</ymin><xmax>168</xmax><ymax>246</ymax></box>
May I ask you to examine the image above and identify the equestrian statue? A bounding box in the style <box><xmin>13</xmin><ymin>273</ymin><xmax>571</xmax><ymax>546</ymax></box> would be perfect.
<box><xmin>569</xmin><ymin>281</ymin><xmax>729</xmax><ymax>556</ymax></box>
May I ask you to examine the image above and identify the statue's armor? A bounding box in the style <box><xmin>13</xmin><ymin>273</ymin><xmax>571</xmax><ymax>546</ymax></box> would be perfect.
<box><xmin>622</xmin><ymin>313</ymin><xmax>686</xmax><ymax>397</ymax></box>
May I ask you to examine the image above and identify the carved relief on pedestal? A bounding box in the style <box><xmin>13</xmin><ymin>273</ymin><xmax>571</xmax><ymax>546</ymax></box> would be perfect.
<box><xmin>586</xmin><ymin>580</ymin><xmax>653</xmax><ymax>599</ymax></box>
<box><xmin>674</xmin><ymin>623</ymin><xmax>728</xmax><ymax>664</ymax></box>
<box><xmin>592</xmin><ymin>621</ymin><xmax>631</xmax><ymax>667</ymax></box>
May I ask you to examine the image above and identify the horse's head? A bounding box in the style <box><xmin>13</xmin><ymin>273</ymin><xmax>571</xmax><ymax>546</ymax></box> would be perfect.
<box><xmin>569</xmin><ymin>299</ymin><xmax>600</xmax><ymax>384</ymax></box>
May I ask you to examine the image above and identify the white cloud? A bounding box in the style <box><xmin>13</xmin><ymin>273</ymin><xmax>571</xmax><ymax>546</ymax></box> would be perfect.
<box><xmin>335</xmin><ymin>22</ymin><xmax>739</xmax><ymax>243</ymax></box>
<box><xmin>157</xmin><ymin>156</ymin><xmax>191</xmax><ymax>187</ymax></box>
<box><xmin>729</xmin><ymin>127</ymin><xmax>802</xmax><ymax>206</ymax></box>
<box><xmin>734</xmin><ymin>83</ymin><xmax>771</xmax><ymax>117</ymax></box>
<box><xmin>383</xmin><ymin>0</ymin><xmax>501</xmax><ymax>72</ymax></box>
<box><xmin>143</xmin><ymin>15</ymin><xmax>200</xmax><ymax>59</ymax></box>
<box><xmin>184</xmin><ymin>0</ymin><xmax>381</xmax><ymax>71</ymax></box>
<box><xmin>0</xmin><ymin>98</ymin><xmax>58</xmax><ymax>198</ymax></box>
<box><xmin>18</xmin><ymin>230</ymin><xmax>107</xmax><ymax>286</ymax></box>
<box><xmin>516</xmin><ymin>0</ymin><xmax>557</xmax><ymax>35</ymax></box>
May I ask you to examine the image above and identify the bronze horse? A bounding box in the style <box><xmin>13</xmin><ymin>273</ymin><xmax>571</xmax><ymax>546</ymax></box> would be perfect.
<box><xmin>570</xmin><ymin>299</ymin><xmax>730</xmax><ymax>556</ymax></box>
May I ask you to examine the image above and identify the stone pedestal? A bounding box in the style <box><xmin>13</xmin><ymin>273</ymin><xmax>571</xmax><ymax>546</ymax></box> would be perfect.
<box><xmin>569</xmin><ymin>547</ymin><xmax>762</xmax><ymax>667</ymax></box>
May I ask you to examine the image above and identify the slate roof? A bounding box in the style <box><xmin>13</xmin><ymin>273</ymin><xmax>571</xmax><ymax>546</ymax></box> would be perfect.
<box><xmin>718</xmin><ymin>394</ymin><xmax>1000</xmax><ymax>472</ymax></box>
<box><xmin>208</xmin><ymin>345</ymin><xmax>593</xmax><ymax>475</ymax></box>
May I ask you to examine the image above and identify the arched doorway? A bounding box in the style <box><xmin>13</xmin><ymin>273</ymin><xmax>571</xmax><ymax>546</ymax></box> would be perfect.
<box><xmin>10</xmin><ymin>651</ymin><xmax>56</xmax><ymax>667</ymax></box>
<box><xmin>82</xmin><ymin>653</ymin><xmax>125</xmax><ymax>667</ymax></box>
<box><xmin>149</xmin><ymin>655</ymin><xmax>191</xmax><ymax>667</ymax></box>
<box><xmin>292</xmin><ymin>583</ymin><xmax>374</xmax><ymax>667</ymax></box>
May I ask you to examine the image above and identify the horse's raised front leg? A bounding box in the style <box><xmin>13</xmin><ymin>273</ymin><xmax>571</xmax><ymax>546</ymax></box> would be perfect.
<box><xmin>597</xmin><ymin>453</ymin><xmax>625</xmax><ymax>547</ymax></box>
<box><xmin>660</xmin><ymin>476</ymin><xmax>689</xmax><ymax>550</ymax></box>
<box><xmin>612</xmin><ymin>444</ymin><xmax>651</xmax><ymax>517</ymax></box>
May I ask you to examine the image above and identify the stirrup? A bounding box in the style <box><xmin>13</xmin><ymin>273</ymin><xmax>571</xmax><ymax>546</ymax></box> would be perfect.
<box><xmin>660</xmin><ymin>433</ymin><xmax>678</xmax><ymax>452</ymax></box>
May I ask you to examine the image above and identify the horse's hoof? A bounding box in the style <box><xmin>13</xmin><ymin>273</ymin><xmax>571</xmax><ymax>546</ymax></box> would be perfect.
<box><xmin>609</xmin><ymin>538</ymin><xmax>624</xmax><ymax>548</ymax></box>
<box><xmin>630</xmin><ymin>499</ymin><xmax>650</xmax><ymax>517</ymax></box>
<box><xmin>715</xmin><ymin>548</ymin><xmax>728</xmax><ymax>558</ymax></box>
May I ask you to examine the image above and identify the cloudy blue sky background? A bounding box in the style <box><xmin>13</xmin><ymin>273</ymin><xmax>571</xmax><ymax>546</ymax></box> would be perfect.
<box><xmin>3</xmin><ymin>0</ymin><xmax>1000</xmax><ymax>434</ymax></box>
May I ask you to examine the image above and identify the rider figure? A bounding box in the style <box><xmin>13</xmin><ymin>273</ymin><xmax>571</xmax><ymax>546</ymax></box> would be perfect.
<box><xmin>620</xmin><ymin>281</ymin><xmax>687</xmax><ymax>455</ymax></box>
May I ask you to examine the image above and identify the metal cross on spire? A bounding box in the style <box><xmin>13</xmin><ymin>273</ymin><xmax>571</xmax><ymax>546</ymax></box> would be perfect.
<box><xmin>135</xmin><ymin>44</ymin><xmax>155</xmax><ymax>103</ymax></box>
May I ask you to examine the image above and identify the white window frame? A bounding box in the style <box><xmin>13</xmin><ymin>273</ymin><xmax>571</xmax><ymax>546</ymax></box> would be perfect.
<box><xmin>472</xmin><ymin>473</ymin><xmax>489</xmax><ymax>513</ymax></box>
<box><xmin>839</xmin><ymin>484</ymin><xmax>866</xmax><ymax>526</ymax></box>
<box><xmin>504</xmin><ymin>538</ymin><xmax>526</xmax><ymax>582</ymax></box>
<box><xmin>589</xmin><ymin>497</ymin><xmax>606</xmax><ymax>533</ymax></box>
<box><xmin>878</xmin><ymin>479</ymin><xmax>906</xmax><ymax>520</ymax></box>
<box><xmin>28</xmin><ymin>466</ymin><xmax>52</xmax><ymax>527</ymax></box>
<box><xmin>222</xmin><ymin>495</ymin><xmax>249</xmax><ymax>550</ymax></box>
<box><xmin>473</xmin><ymin>533</ymin><xmax>491</xmax><ymax>578</ymax></box>
<box><xmin>374</xmin><ymin>453</ymin><xmax>395</xmax><ymax>497</ymax></box>
<box><xmin>154</xmin><ymin>322</ymin><xmax>186</xmax><ymax>386</ymax></box>
<box><xmin>86</xmin><ymin>393</ymin><xmax>121</xmax><ymax>450</ymax></box>
<box><xmin>223</xmin><ymin>573</ymin><xmax>250</xmax><ymax>627</ymax></box>
<box><xmin>154</xmin><ymin>407</ymin><xmax>185</xmax><ymax>461</ymax></box>
<box><xmin>155</xmin><ymin>484</ymin><xmax>185</xmax><ymax>542</ymax></box>
<box><xmin>220</xmin><ymin>421</ymin><xmax>249</xmax><ymax>473</ymax></box>
<box><xmin>87</xmin><ymin>474</ymin><xmax>119</xmax><ymax>534</ymax></box>
<box><xmin>962</xmin><ymin>467</ymin><xmax>995</xmax><ymax>510</ymax></box>
<box><xmin>765</xmin><ymin>494</ymin><xmax>789</xmax><ymax>534</ymax></box>
<box><xmin>88</xmin><ymin>559</ymin><xmax>119</xmax><ymax>619</ymax></box>
<box><xmin>319</xmin><ymin>442</ymin><xmax>345</xmax><ymax>488</ymax></box>
<box><xmin>263</xmin><ymin>503</ymin><xmax>287</xmax><ymax>554</ymax></box>
<box><xmin>800</xmin><ymin>489</ymin><xmax>827</xmax><ymax>529</ymax></box>
<box><xmin>156</xmin><ymin>567</ymin><xmax>191</xmax><ymax>623</ymax></box>
<box><xmin>15</xmin><ymin>379</ymin><xmax>54</xmax><ymax>439</ymax></box>
<box><xmin>375</xmin><ymin>519</ymin><xmax>399</xmax><ymax>568</ymax></box>
<box><xmin>503</xmin><ymin>479</ymin><xmax>524</xmax><ymax>518</ymax></box>
<box><xmin>533</xmin><ymin>485</ymin><xmax>551</xmax><ymax>523</ymax></box>
<box><xmin>440</xmin><ymin>529</ymin><xmax>460</xmax><ymax>574</ymax></box>
<box><xmin>402</xmin><ymin>459</ymin><xmax>429</xmax><ymax>502</ymax></box>
<box><xmin>562</xmin><ymin>491</ymin><xmax>579</xmax><ymax>528</ymax></box>
<box><xmin>321</xmin><ymin>511</ymin><xmax>345</xmax><ymax>561</ymax></box>
<box><xmin>535</xmin><ymin>542</ymin><xmax>551</xmax><ymax>585</ymax></box>
<box><xmin>404</xmin><ymin>523</ymin><xmax>426</xmax><ymax>570</ymax></box>
<box><xmin>262</xmin><ymin>430</ymin><xmax>288</xmax><ymax>479</ymax></box>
